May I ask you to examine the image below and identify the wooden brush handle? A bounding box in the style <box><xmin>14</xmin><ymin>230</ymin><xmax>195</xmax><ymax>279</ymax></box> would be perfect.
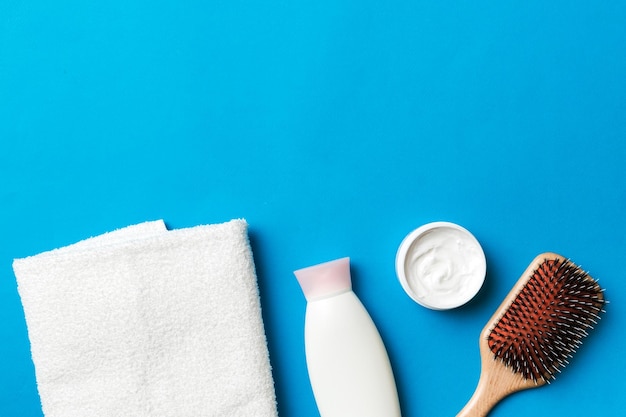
<box><xmin>456</xmin><ymin>381</ymin><xmax>493</xmax><ymax>416</ymax></box>
<box><xmin>456</xmin><ymin>371</ymin><xmax>510</xmax><ymax>417</ymax></box>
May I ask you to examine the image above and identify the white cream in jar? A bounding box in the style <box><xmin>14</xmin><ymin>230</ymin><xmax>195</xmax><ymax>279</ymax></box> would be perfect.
<box><xmin>396</xmin><ymin>222</ymin><xmax>486</xmax><ymax>310</ymax></box>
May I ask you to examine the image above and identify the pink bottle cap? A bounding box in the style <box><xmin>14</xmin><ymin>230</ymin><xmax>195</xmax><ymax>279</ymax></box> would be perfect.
<box><xmin>294</xmin><ymin>257</ymin><xmax>352</xmax><ymax>301</ymax></box>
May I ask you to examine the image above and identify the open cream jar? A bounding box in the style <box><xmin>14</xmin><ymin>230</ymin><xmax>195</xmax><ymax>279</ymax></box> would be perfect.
<box><xmin>395</xmin><ymin>222</ymin><xmax>486</xmax><ymax>310</ymax></box>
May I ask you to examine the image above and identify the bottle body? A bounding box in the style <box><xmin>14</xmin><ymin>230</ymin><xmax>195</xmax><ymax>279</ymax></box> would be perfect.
<box><xmin>304</xmin><ymin>290</ymin><xmax>401</xmax><ymax>417</ymax></box>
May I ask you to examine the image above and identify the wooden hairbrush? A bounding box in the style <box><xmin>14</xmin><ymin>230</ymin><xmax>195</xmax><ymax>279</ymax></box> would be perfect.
<box><xmin>457</xmin><ymin>252</ymin><xmax>606</xmax><ymax>417</ymax></box>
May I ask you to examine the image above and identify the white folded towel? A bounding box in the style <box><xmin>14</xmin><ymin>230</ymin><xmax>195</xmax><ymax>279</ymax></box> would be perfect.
<box><xmin>13</xmin><ymin>219</ymin><xmax>277</xmax><ymax>417</ymax></box>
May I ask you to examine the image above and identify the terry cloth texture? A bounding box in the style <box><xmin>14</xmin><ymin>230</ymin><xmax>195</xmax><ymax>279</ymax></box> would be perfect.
<box><xmin>13</xmin><ymin>219</ymin><xmax>277</xmax><ymax>417</ymax></box>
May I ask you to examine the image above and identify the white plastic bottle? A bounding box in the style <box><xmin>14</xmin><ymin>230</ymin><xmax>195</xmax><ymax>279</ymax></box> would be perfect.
<box><xmin>294</xmin><ymin>257</ymin><xmax>402</xmax><ymax>417</ymax></box>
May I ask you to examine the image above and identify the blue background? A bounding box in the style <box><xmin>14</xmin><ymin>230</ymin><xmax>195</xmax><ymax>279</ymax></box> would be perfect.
<box><xmin>1</xmin><ymin>1</ymin><xmax>625</xmax><ymax>416</ymax></box>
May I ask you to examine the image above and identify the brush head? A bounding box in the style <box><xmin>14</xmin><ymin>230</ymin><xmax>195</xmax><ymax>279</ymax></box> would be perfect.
<box><xmin>486</xmin><ymin>253</ymin><xmax>606</xmax><ymax>384</ymax></box>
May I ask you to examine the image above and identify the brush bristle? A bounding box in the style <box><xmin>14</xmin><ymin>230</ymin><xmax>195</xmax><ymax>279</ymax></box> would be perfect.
<box><xmin>487</xmin><ymin>257</ymin><xmax>606</xmax><ymax>383</ymax></box>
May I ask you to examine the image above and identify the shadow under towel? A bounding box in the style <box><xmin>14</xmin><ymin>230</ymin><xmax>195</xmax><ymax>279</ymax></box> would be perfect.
<box><xmin>13</xmin><ymin>219</ymin><xmax>278</xmax><ymax>417</ymax></box>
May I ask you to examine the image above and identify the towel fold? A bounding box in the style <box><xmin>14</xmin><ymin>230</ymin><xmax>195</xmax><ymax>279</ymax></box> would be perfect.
<box><xmin>13</xmin><ymin>219</ymin><xmax>277</xmax><ymax>417</ymax></box>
